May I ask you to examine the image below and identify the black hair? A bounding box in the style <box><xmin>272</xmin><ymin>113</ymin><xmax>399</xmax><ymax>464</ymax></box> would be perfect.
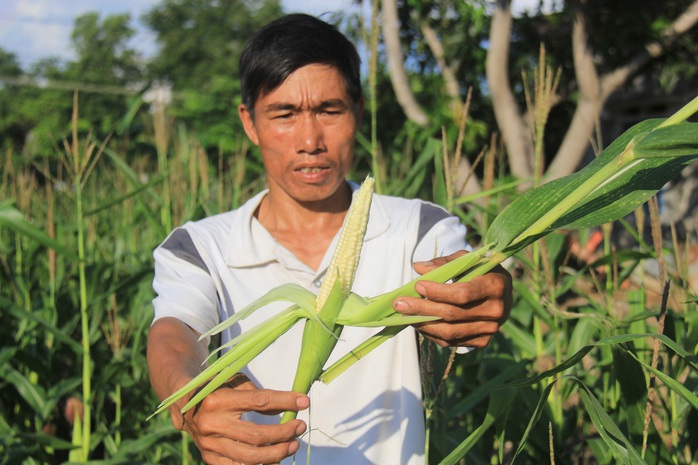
<box><xmin>239</xmin><ymin>14</ymin><xmax>362</xmax><ymax>117</ymax></box>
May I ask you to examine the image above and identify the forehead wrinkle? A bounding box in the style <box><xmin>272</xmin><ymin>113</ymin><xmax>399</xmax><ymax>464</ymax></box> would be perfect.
<box><xmin>263</xmin><ymin>102</ymin><xmax>298</xmax><ymax>112</ymax></box>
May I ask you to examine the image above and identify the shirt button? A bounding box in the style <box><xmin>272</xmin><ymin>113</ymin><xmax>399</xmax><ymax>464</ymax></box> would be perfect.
<box><xmin>313</xmin><ymin>279</ymin><xmax>322</xmax><ymax>288</ymax></box>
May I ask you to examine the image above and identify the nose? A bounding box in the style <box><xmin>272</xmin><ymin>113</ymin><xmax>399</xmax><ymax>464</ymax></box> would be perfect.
<box><xmin>295</xmin><ymin>114</ymin><xmax>326</xmax><ymax>155</ymax></box>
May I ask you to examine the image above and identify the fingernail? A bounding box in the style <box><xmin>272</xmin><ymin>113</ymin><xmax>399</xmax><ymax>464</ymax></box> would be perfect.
<box><xmin>297</xmin><ymin>396</ymin><xmax>310</xmax><ymax>409</ymax></box>
<box><xmin>394</xmin><ymin>299</ymin><xmax>407</xmax><ymax>311</ymax></box>
<box><xmin>289</xmin><ymin>438</ymin><xmax>301</xmax><ymax>453</ymax></box>
<box><xmin>296</xmin><ymin>422</ymin><xmax>307</xmax><ymax>435</ymax></box>
<box><xmin>414</xmin><ymin>260</ymin><xmax>433</xmax><ymax>267</ymax></box>
<box><xmin>415</xmin><ymin>282</ymin><xmax>426</xmax><ymax>295</ymax></box>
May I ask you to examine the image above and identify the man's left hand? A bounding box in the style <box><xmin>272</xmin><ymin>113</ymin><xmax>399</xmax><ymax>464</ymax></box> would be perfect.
<box><xmin>393</xmin><ymin>250</ymin><xmax>513</xmax><ymax>348</ymax></box>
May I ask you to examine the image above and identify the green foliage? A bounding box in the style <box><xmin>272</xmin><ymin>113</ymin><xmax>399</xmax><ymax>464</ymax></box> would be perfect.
<box><xmin>143</xmin><ymin>0</ymin><xmax>283</xmax><ymax>152</ymax></box>
<box><xmin>3</xmin><ymin>95</ymin><xmax>698</xmax><ymax>463</ymax></box>
<box><xmin>0</xmin><ymin>105</ymin><xmax>265</xmax><ymax>462</ymax></box>
<box><xmin>1</xmin><ymin>2</ymin><xmax>698</xmax><ymax>464</ymax></box>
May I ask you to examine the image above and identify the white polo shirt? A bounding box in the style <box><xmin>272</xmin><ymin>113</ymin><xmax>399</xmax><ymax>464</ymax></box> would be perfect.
<box><xmin>152</xmin><ymin>182</ymin><xmax>468</xmax><ymax>465</ymax></box>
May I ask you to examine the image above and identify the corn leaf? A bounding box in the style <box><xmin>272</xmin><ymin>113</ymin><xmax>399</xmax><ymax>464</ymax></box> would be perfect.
<box><xmin>0</xmin><ymin>200</ymin><xmax>78</xmax><ymax>260</ymax></box>
<box><xmin>629</xmin><ymin>352</ymin><xmax>698</xmax><ymax>410</ymax></box>
<box><xmin>2</xmin><ymin>297</ymin><xmax>83</xmax><ymax>355</ymax></box>
<box><xmin>485</xmin><ymin>120</ymin><xmax>654</xmax><ymax>251</ymax></box>
<box><xmin>447</xmin><ymin>360</ymin><xmax>527</xmax><ymax>418</ymax></box>
<box><xmin>438</xmin><ymin>387</ymin><xmax>516</xmax><ymax>465</ymax></box>
<box><xmin>510</xmin><ymin>377</ymin><xmax>559</xmax><ymax>463</ymax></box>
<box><xmin>576</xmin><ymin>379</ymin><xmax>646</xmax><ymax>465</ymax></box>
<box><xmin>485</xmin><ymin>117</ymin><xmax>698</xmax><ymax>254</ymax></box>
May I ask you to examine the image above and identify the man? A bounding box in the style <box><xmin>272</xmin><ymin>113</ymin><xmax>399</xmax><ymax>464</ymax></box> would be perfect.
<box><xmin>147</xmin><ymin>13</ymin><xmax>511</xmax><ymax>465</ymax></box>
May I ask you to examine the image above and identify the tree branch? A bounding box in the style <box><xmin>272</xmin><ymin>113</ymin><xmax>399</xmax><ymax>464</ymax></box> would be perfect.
<box><xmin>420</xmin><ymin>22</ymin><xmax>463</xmax><ymax>119</ymax></box>
<box><xmin>547</xmin><ymin>0</ymin><xmax>698</xmax><ymax>180</ymax></box>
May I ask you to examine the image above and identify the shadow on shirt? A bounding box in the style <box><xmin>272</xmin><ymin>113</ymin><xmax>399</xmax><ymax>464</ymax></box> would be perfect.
<box><xmin>283</xmin><ymin>388</ymin><xmax>424</xmax><ymax>465</ymax></box>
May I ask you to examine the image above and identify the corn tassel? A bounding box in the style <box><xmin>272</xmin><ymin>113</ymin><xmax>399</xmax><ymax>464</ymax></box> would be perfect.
<box><xmin>280</xmin><ymin>176</ymin><xmax>375</xmax><ymax>423</ymax></box>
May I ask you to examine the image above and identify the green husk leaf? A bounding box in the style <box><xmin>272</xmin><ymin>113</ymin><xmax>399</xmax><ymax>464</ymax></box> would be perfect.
<box><xmin>180</xmin><ymin>310</ymin><xmax>301</xmax><ymax>413</ymax></box>
<box><xmin>149</xmin><ymin>307</ymin><xmax>303</xmax><ymax>419</ymax></box>
<box><xmin>200</xmin><ymin>283</ymin><xmax>316</xmax><ymax>341</ymax></box>
<box><xmin>340</xmin><ymin>315</ymin><xmax>439</xmax><ymax>327</ymax></box>
<box><xmin>334</xmin><ymin>292</ymin><xmax>379</xmax><ymax>321</ymax></box>
<box><xmin>339</xmin><ymin>247</ymin><xmax>493</xmax><ymax>326</ymax></box>
<box><xmin>207</xmin><ymin>305</ymin><xmax>304</xmax><ymax>359</ymax></box>
<box><xmin>281</xmin><ymin>275</ymin><xmax>345</xmax><ymax>423</ymax></box>
<box><xmin>320</xmin><ymin>326</ymin><xmax>406</xmax><ymax>384</ymax></box>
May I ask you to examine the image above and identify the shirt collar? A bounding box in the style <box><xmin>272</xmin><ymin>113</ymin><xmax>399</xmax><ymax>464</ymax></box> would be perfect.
<box><xmin>225</xmin><ymin>181</ymin><xmax>390</xmax><ymax>269</ymax></box>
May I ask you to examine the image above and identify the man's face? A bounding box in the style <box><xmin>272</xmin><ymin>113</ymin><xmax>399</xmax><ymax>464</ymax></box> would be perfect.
<box><xmin>239</xmin><ymin>64</ymin><xmax>362</xmax><ymax>206</ymax></box>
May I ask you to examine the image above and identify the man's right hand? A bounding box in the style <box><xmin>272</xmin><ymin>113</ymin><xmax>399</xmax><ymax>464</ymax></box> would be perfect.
<box><xmin>147</xmin><ymin>318</ymin><xmax>309</xmax><ymax>465</ymax></box>
<box><xmin>176</xmin><ymin>374</ymin><xmax>309</xmax><ymax>465</ymax></box>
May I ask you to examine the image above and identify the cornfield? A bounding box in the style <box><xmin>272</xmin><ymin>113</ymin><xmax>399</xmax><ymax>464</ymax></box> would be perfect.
<box><xmin>1</xmin><ymin>86</ymin><xmax>698</xmax><ymax>465</ymax></box>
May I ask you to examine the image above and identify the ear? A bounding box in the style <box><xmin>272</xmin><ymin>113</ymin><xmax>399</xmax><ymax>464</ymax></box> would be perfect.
<box><xmin>238</xmin><ymin>104</ymin><xmax>259</xmax><ymax>146</ymax></box>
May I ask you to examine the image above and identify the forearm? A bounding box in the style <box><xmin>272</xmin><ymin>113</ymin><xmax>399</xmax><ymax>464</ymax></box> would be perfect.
<box><xmin>147</xmin><ymin>317</ymin><xmax>209</xmax><ymax>428</ymax></box>
<box><xmin>147</xmin><ymin>317</ymin><xmax>309</xmax><ymax>464</ymax></box>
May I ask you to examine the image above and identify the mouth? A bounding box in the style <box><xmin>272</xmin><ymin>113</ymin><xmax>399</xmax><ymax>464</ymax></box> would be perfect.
<box><xmin>297</xmin><ymin>166</ymin><xmax>326</xmax><ymax>173</ymax></box>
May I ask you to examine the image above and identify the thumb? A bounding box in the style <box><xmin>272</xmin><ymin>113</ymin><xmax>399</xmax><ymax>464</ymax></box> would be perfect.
<box><xmin>413</xmin><ymin>250</ymin><xmax>469</xmax><ymax>275</ymax></box>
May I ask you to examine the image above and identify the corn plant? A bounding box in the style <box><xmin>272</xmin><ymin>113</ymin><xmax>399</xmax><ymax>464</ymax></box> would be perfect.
<box><xmin>0</xmin><ymin>101</ymin><xmax>224</xmax><ymax>464</ymax></box>
<box><xmin>151</xmin><ymin>175</ymin><xmax>440</xmax><ymax>419</ymax></box>
<box><xmin>152</xmin><ymin>95</ymin><xmax>698</xmax><ymax>464</ymax></box>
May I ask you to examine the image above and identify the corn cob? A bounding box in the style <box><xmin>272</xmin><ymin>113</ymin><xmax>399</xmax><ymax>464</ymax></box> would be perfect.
<box><xmin>280</xmin><ymin>175</ymin><xmax>374</xmax><ymax>423</ymax></box>
<box><xmin>315</xmin><ymin>176</ymin><xmax>375</xmax><ymax>309</ymax></box>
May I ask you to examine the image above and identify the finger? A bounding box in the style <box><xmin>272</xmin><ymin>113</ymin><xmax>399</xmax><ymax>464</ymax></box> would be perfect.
<box><xmin>196</xmin><ymin>415</ymin><xmax>306</xmax><ymax>446</ymax></box>
<box><xmin>413</xmin><ymin>250</ymin><xmax>468</xmax><ymax>275</ymax></box>
<box><xmin>197</xmin><ymin>434</ymin><xmax>300</xmax><ymax>465</ymax></box>
<box><xmin>416</xmin><ymin>320</ymin><xmax>500</xmax><ymax>348</ymax></box>
<box><xmin>394</xmin><ymin>296</ymin><xmax>503</xmax><ymax>323</ymax></box>
<box><xmin>204</xmin><ymin>387</ymin><xmax>310</xmax><ymax>416</ymax></box>
<box><xmin>415</xmin><ymin>273</ymin><xmax>508</xmax><ymax>307</ymax></box>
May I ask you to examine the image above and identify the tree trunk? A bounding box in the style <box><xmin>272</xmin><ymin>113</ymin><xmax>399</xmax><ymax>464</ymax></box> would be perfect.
<box><xmin>486</xmin><ymin>0</ymin><xmax>534</xmax><ymax>180</ymax></box>
<box><xmin>545</xmin><ymin>4</ymin><xmax>603</xmax><ymax>180</ymax></box>
<box><xmin>547</xmin><ymin>0</ymin><xmax>698</xmax><ymax>180</ymax></box>
<box><xmin>489</xmin><ymin>0</ymin><xmax>698</xmax><ymax>183</ymax></box>
<box><xmin>381</xmin><ymin>0</ymin><xmax>429</xmax><ymax>126</ymax></box>
<box><xmin>421</xmin><ymin>22</ymin><xmax>464</xmax><ymax>120</ymax></box>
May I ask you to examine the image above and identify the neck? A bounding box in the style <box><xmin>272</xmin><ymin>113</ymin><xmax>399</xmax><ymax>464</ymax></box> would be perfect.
<box><xmin>254</xmin><ymin>182</ymin><xmax>353</xmax><ymax>270</ymax></box>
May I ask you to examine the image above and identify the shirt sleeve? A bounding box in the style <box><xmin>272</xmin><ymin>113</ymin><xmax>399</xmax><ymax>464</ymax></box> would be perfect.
<box><xmin>151</xmin><ymin>228</ymin><xmax>220</xmax><ymax>341</ymax></box>
<box><xmin>412</xmin><ymin>202</ymin><xmax>473</xmax><ymax>354</ymax></box>
<box><xmin>412</xmin><ymin>202</ymin><xmax>470</xmax><ymax>263</ymax></box>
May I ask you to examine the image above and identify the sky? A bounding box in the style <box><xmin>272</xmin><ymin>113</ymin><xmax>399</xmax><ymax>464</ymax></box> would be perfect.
<box><xmin>0</xmin><ymin>0</ymin><xmax>559</xmax><ymax>70</ymax></box>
